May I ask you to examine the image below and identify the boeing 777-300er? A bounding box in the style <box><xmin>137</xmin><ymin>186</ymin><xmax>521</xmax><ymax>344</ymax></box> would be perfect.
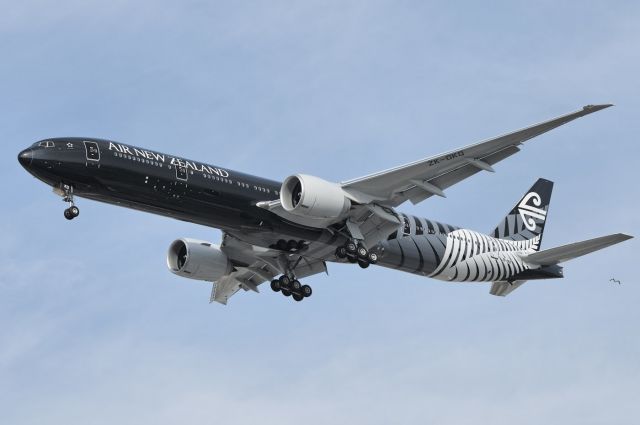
<box><xmin>18</xmin><ymin>104</ymin><xmax>632</xmax><ymax>304</ymax></box>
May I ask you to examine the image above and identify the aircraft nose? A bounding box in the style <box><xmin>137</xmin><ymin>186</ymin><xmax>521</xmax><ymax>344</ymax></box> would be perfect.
<box><xmin>18</xmin><ymin>148</ymin><xmax>33</xmax><ymax>168</ymax></box>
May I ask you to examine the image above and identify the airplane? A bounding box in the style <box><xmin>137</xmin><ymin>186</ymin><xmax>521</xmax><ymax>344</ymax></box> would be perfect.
<box><xmin>17</xmin><ymin>104</ymin><xmax>633</xmax><ymax>304</ymax></box>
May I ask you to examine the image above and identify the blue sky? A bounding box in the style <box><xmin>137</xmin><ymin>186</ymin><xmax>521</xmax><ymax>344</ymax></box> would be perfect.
<box><xmin>1</xmin><ymin>1</ymin><xmax>639</xmax><ymax>424</ymax></box>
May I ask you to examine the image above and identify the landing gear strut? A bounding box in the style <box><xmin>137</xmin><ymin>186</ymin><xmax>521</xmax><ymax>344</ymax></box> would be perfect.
<box><xmin>61</xmin><ymin>184</ymin><xmax>80</xmax><ymax>220</ymax></box>
<box><xmin>335</xmin><ymin>240</ymin><xmax>378</xmax><ymax>269</ymax></box>
<box><xmin>270</xmin><ymin>274</ymin><xmax>313</xmax><ymax>302</ymax></box>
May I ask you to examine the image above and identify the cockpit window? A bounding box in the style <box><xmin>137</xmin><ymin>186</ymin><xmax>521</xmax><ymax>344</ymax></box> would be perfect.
<box><xmin>37</xmin><ymin>141</ymin><xmax>55</xmax><ymax>148</ymax></box>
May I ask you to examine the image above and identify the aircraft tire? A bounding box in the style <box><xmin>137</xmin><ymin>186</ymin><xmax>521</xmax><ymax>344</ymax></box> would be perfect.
<box><xmin>287</xmin><ymin>240</ymin><xmax>298</xmax><ymax>251</ymax></box>
<box><xmin>276</xmin><ymin>239</ymin><xmax>288</xmax><ymax>251</ymax></box>
<box><xmin>368</xmin><ymin>252</ymin><xmax>378</xmax><ymax>264</ymax></box>
<box><xmin>279</xmin><ymin>275</ymin><xmax>291</xmax><ymax>287</ymax></box>
<box><xmin>358</xmin><ymin>260</ymin><xmax>369</xmax><ymax>269</ymax></box>
<box><xmin>270</xmin><ymin>280</ymin><xmax>281</xmax><ymax>292</ymax></box>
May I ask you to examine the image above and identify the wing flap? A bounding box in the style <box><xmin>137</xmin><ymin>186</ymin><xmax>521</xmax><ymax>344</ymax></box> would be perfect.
<box><xmin>522</xmin><ymin>233</ymin><xmax>633</xmax><ymax>266</ymax></box>
<box><xmin>210</xmin><ymin>275</ymin><xmax>243</xmax><ymax>305</ymax></box>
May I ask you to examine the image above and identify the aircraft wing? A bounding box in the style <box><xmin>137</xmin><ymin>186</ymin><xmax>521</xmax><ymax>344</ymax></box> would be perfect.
<box><xmin>341</xmin><ymin>104</ymin><xmax>612</xmax><ymax>207</ymax></box>
<box><xmin>521</xmin><ymin>233</ymin><xmax>633</xmax><ymax>266</ymax></box>
<box><xmin>211</xmin><ymin>232</ymin><xmax>328</xmax><ymax>305</ymax></box>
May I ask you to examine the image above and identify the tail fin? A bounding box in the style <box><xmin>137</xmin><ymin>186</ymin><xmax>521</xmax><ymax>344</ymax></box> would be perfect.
<box><xmin>491</xmin><ymin>178</ymin><xmax>553</xmax><ymax>251</ymax></box>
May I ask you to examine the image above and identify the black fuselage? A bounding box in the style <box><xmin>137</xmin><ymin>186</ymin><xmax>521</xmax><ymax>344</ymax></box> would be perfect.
<box><xmin>20</xmin><ymin>138</ymin><xmax>323</xmax><ymax>239</ymax></box>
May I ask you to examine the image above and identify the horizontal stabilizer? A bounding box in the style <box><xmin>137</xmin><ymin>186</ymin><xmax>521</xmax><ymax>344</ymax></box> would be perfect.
<box><xmin>522</xmin><ymin>233</ymin><xmax>633</xmax><ymax>266</ymax></box>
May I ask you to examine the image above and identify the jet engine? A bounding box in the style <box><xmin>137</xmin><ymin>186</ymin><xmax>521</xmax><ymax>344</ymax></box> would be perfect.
<box><xmin>167</xmin><ymin>238</ymin><xmax>231</xmax><ymax>281</ymax></box>
<box><xmin>280</xmin><ymin>174</ymin><xmax>351</xmax><ymax>220</ymax></box>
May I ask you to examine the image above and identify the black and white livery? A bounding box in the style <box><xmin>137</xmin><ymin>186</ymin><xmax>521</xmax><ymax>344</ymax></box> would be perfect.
<box><xmin>18</xmin><ymin>104</ymin><xmax>632</xmax><ymax>304</ymax></box>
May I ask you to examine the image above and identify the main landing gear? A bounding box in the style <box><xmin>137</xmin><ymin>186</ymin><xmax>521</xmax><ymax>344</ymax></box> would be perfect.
<box><xmin>335</xmin><ymin>240</ymin><xmax>378</xmax><ymax>269</ymax></box>
<box><xmin>270</xmin><ymin>275</ymin><xmax>313</xmax><ymax>302</ymax></box>
<box><xmin>270</xmin><ymin>239</ymin><xmax>307</xmax><ymax>252</ymax></box>
<box><xmin>61</xmin><ymin>184</ymin><xmax>80</xmax><ymax>220</ymax></box>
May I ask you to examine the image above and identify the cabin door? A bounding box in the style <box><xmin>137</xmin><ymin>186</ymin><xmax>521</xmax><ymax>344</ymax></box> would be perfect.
<box><xmin>83</xmin><ymin>141</ymin><xmax>101</xmax><ymax>168</ymax></box>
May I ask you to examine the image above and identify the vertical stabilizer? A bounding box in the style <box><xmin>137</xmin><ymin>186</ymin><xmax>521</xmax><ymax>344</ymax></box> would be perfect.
<box><xmin>491</xmin><ymin>178</ymin><xmax>553</xmax><ymax>251</ymax></box>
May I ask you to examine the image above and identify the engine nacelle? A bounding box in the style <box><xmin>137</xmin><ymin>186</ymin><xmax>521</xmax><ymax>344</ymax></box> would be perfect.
<box><xmin>167</xmin><ymin>238</ymin><xmax>231</xmax><ymax>282</ymax></box>
<box><xmin>280</xmin><ymin>174</ymin><xmax>351</xmax><ymax>220</ymax></box>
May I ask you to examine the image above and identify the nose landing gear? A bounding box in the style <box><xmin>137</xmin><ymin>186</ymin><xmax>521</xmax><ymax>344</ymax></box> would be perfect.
<box><xmin>61</xmin><ymin>184</ymin><xmax>80</xmax><ymax>220</ymax></box>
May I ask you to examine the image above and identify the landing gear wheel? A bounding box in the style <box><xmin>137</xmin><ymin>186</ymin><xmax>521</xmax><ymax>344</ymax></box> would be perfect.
<box><xmin>357</xmin><ymin>244</ymin><xmax>368</xmax><ymax>259</ymax></box>
<box><xmin>282</xmin><ymin>289</ymin><xmax>292</xmax><ymax>297</ymax></box>
<box><xmin>347</xmin><ymin>254</ymin><xmax>358</xmax><ymax>264</ymax></box>
<box><xmin>270</xmin><ymin>279</ymin><xmax>281</xmax><ymax>292</ymax></box>
<box><xmin>335</xmin><ymin>246</ymin><xmax>347</xmax><ymax>259</ymax></box>
<box><xmin>301</xmin><ymin>285</ymin><xmax>312</xmax><ymax>297</ymax></box>
<box><xmin>279</xmin><ymin>275</ymin><xmax>291</xmax><ymax>287</ymax></box>
<box><xmin>358</xmin><ymin>259</ymin><xmax>370</xmax><ymax>269</ymax></box>
<box><xmin>367</xmin><ymin>252</ymin><xmax>378</xmax><ymax>264</ymax></box>
<box><xmin>290</xmin><ymin>280</ymin><xmax>302</xmax><ymax>291</ymax></box>
<box><xmin>64</xmin><ymin>208</ymin><xmax>74</xmax><ymax>220</ymax></box>
<box><xmin>287</xmin><ymin>240</ymin><xmax>299</xmax><ymax>251</ymax></box>
<box><xmin>292</xmin><ymin>294</ymin><xmax>304</xmax><ymax>302</ymax></box>
<box><xmin>276</xmin><ymin>239</ymin><xmax>288</xmax><ymax>251</ymax></box>
<box><xmin>69</xmin><ymin>206</ymin><xmax>79</xmax><ymax>218</ymax></box>
<box><xmin>345</xmin><ymin>241</ymin><xmax>357</xmax><ymax>255</ymax></box>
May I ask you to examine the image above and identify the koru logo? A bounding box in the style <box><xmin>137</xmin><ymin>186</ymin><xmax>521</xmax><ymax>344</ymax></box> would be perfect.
<box><xmin>518</xmin><ymin>192</ymin><xmax>546</xmax><ymax>231</ymax></box>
